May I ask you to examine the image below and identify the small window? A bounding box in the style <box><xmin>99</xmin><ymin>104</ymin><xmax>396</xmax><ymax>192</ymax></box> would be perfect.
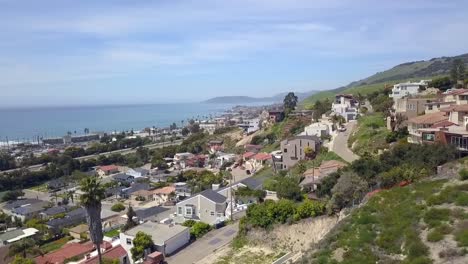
<box><xmin>283</xmin><ymin>148</ymin><xmax>287</xmax><ymax>153</ymax></box>
<box><xmin>185</xmin><ymin>206</ymin><xmax>193</xmax><ymax>215</ymax></box>
<box><xmin>210</xmin><ymin>211</ymin><xmax>215</xmax><ymax>216</ymax></box>
<box><xmin>178</xmin><ymin>207</ymin><xmax>182</xmax><ymax>215</ymax></box>
<box><xmin>126</xmin><ymin>238</ymin><xmax>132</xmax><ymax>245</ymax></box>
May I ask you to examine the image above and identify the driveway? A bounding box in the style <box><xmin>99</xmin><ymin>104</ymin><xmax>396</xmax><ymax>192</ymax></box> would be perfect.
<box><xmin>331</xmin><ymin>121</ymin><xmax>359</xmax><ymax>163</ymax></box>
<box><xmin>166</xmin><ymin>223</ymin><xmax>239</xmax><ymax>264</ymax></box>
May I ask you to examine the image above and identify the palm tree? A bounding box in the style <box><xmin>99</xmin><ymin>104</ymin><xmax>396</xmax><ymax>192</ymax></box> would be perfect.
<box><xmin>84</xmin><ymin>128</ymin><xmax>90</xmax><ymax>134</ymax></box>
<box><xmin>6</xmin><ymin>238</ymin><xmax>42</xmax><ymax>259</ymax></box>
<box><xmin>80</xmin><ymin>177</ymin><xmax>106</xmax><ymax>264</ymax></box>
<box><xmin>66</xmin><ymin>189</ymin><xmax>76</xmax><ymax>204</ymax></box>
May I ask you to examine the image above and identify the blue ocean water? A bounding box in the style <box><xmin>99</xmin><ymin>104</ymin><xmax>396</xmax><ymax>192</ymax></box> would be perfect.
<box><xmin>0</xmin><ymin>103</ymin><xmax>257</xmax><ymax>141</ymax></box>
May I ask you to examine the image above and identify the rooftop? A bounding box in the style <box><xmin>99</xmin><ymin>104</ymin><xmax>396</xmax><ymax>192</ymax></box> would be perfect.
<box><xmin>69</xmin><ymin>224</ymin><xmax>89</xmax><ymax>234</ymax></box>
<box><xmin>83</xmin><ymin>245</ymin><xmax>127</xmax><ymax>264</ymax></box>
<box><xmin>35</xmin><ymin>242</ymin><xmax>95</xmax><ymax>264</ymax></box>
<box><xmin>253</xmin><ymin>153</ymin><xmax>271</xmax><ymax>161</ymax></box>
<box><xmin>242</xmin><ymin>152</ymin><xmax>256</xmax><ymax>159</ymax></box>
<box><xmin>440</xmin><ymin>104</ymin><xmax>468</xmax><ymax>112</ymax></box>
<box><xmin>199</xmin><ymin>189</ymin><xmax>227</xmax><ymax>203</ymax></box>
<box><xmin>407</xmin><ymin>112</ymin><xmax>448</xmax><ymax>125</ymax></box>
<box><xmin>153</xmin><ymin>186</ymin><xmax>176</xmax><ymax>195</ymax></box>
<box><xmin>99</xmin><ymin>165</ymin><xmax>119</xmax><ymax>171</ymax></box>
<box><xmin>125</xmin><ymin>222</ymin><xmax>189</xmax><ymax>246</ymax></box>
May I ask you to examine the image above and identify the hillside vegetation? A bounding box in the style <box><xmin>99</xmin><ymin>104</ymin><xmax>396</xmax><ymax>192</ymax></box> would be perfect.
<box><xmin>302</xmin><ymin>53</ymin><xmax>468</xmax><ymax>107</ymax></box>
<box><xmin>299</xmin><ymin>158</ymin><xmax>468</xmax><ymax>264</ymax></box>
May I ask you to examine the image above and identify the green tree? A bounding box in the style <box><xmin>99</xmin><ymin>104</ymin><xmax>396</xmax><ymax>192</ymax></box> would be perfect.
<box><xmin>450</xmin><ymin>58</ymin><xmax>466</xmax><ymax>84</ymax></box>
<box><xmin>6</xmin><ymin>238</ymin><xmax>42</xmax><ymax>259</ymax></box>
<box><xmin>190</xmin><ymin>222</ymin><xmax>212</xmax><ymax>238</ymax></box>
<box><xmin>130</xmin><ymin>231</ymin><xmax>155</xmax><ymax>262</ymax></box>
<box><xmin>123</xmin><ymin>205</ymin><xmax>137</xmax><ymax>231</ymax></box>
<box><xmin>276</xmin><ymin>177</ymin><xmax>302</xmax><ymax>201</ymax></box>
<box><xmin>11</xmin><ymin>256</ymin><xmax>35</xmax><ymax>264</ymax></box>
<box><xmin>80</xmin><ymin>177</ymin><xmax>106</xmax><ymax>264</ymax></box>
<box><xmin>283</xmin><ymin>92</ymin><xmax>298</xmax><ymax>114</ymax></box>
<box><xmin>2</xmin><ymin>190</ymin><xmax>25</xmax><ymax>202</ymax></box>
<box><xmin>327</xmin><ymin>171</ymin><xmax>368</xmax><ymax>213</ymax></box>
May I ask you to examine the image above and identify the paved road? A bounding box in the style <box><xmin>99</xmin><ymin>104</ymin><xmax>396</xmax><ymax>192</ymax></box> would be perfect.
<box><xmin>1</xmin><ymin>140</ymin><xmax>183</xmax><ymax>174</ymax></box>
<box><xmin>166</xmin><ymin>223</ymin><xmax>239</xmax><ymax>264</ymax></box>
<box><xmin>331</xmin><ymin>121</ymin><xmax>359</xmax><ymax>163</ymax></box>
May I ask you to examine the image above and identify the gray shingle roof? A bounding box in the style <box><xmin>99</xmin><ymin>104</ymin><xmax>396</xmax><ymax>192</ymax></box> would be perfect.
<box><xmin>0</xmin><ymin>229</ymin><xmax>24</xmax><ymax>242</ymax></box>
<box><xmin>199</xmin><ymin>189</ymin><xmax>227</xmax><ymax>203</ymax></box>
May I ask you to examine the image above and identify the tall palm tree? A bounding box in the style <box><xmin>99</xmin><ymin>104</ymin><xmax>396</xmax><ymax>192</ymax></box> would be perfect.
<box><xmin>6</xmin><ymin>238</ymin><xmax>42</xmax><ymax>259</ymax></box>
<box><xmin>80</xmin><ymin>177</ymin><xmax>106</xmax><ymax>264</ymax></box>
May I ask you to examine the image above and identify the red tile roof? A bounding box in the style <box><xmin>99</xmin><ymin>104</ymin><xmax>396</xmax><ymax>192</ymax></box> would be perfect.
<box><xmin>243</xmin><ymin>152</ymin><xmax>256</xmax><ymax>159</ymax></box>
<box><xmin>35</xmin><ymin>242</ymin><xmax>95</xmax><ymax>264</ymax></box>
<box><xmin>35</xmin><ymin>241</ymin><xmax>113</xmax><ymax>264</ymax></box>
<box><xmin>83</xmin><ymin>245</ymin><xmax>127</xmax><ymax>264</ymax></box>
<box><xmin>431</xmin><ymin>120</ymin><xmax>457</xmax><ymax>128</ymax></box>
<box><xmin>253</xmin><ymin>153</ymin><xmax>271</xmax><ymax>161</ymax></box>
<box><xmin>98</xmin><ymin>165</ymin><xmax>119</xmax><ymax>172</ymax></box>
<box><xmin>152</xmin><ymin>186</ymin><xmax>176</xmax><ymax>195</ymax></box>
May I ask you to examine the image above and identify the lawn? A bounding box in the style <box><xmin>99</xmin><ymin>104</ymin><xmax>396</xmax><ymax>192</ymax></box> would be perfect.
<box><xmin>104</xmin><ymin>229</ymin><xmax>120</xmax><ymax>238</ymax></box>
<box><xmin>29</xmin><ymin>183</ymin><xmax>48</xmax><ymax>192</ymax></box>
<box><xmin>40</xmin><ymin>236</ymin><xmax>72</xmax><ymax>253</ymax></box>
<box><xmin>348</xmin><ymin>113</ymin><xmax>390</xmax><ymax>156</ymax></box>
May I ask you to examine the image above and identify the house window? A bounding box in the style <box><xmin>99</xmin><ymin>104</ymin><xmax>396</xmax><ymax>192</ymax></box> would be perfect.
<box><xmin>185</xmin><ymin>206</ymin><xmax>193</xmax><ymax>216</ymax></box>
<box><xmin>428</xmin><ymin>105</ymin><xmax>433</xmax><ymax>110</ymax></box>
<box><xmin>283</xmin><ymin>148</ymin><xmax>287</xmax><ymax>153</ymax></box>
<box><xmin>210</xmin><ymin>211</ymin><xmax>215</xmax><ymax>216</ymax></box>
<box><xmin>217</xmin><ymin>213</ymin><xmax>223</xmax><ymax>217</ymax></box>
<box><xmin>126</xmin><ymin>238</ymin><xmax>132</xmax><ymax>245</ymax></box>
<box><xmin>178</xmin><ymin>207</ymin><xmax>182</xmax><ymax>215</ymax></box>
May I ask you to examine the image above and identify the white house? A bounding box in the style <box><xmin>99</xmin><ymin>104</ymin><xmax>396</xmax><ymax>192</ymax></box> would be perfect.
<box><xmin>127</xmin><ymin>168</ymin><xmax>149</xmax><ymax>178</ymax></box>
<box><xmin>199</xmin><ymin>122</ymin><xmax>217</xmax><ymax>134</ymax></box>
<box><xmin>331</xmin><ymin>94</ymin><xmax>359</xmax><ymax>121</ymax></box>
<box><xmin>238</xmin><ymin>118</ymin><xmax>260</xmax><ymax>134</ymax></box>
<box><xmin>301</xmin><ymin>122</ymin><xmax>330</xmax><ymax>137</ymax></box>
<box><xmin>120</xmin><ymin>222</ymin><xmax>190</xmax><ymax>261</ymax></box>
<box><xmin>389</xmin><ymin>80</ymin><xmax>429</xmax><ymax>99</ymax></box>
<box><xmin>173</xmin><ymin>153</ymin><xmax>195</xmax><ymax>169</ymax></box>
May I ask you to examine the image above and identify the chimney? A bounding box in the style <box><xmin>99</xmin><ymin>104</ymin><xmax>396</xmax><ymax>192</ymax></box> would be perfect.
<box><xmin>212</xmin><ymin>184</ymin><xmax>220</xmax><ymax>191</ymax></box>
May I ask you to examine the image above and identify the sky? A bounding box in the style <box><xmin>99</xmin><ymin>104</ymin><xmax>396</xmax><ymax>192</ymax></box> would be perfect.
<box><xmin>1</xmin><ymin>0</ymin><xmax>468</xmax><ymax>107</ymax></box>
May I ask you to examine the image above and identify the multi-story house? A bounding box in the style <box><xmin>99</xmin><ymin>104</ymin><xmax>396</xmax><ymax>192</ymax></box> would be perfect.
<box><xmin>331</xmin><ymin>94</ymin><xmax>359</xmax><ymax>121</ymax></box>
<box><xmin>275</xmin><ymin>135</ymin><xmax>321</xmax><ymax>169</ymax></box>
<box><xmin>389</xmin><ymin>80</ymin><xmax>429</xmax><ymax>99</ymax></box>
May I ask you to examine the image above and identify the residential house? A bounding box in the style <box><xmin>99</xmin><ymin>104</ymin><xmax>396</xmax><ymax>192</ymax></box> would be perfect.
<box><xmin>424</xmin><ymin>100</ymin><xmax>455</xmax><ymax>114</ymax></box>
<box><xmin>97</xmin><ymin>165</ymin><xmax>120</xmax><ymax>176</ymax></box>
<box><xmin>69</xmin><ymin>224</ymin><xmax>89</xmax><ymax>240</ymax></box>
<box><xmin>249</xmin><ymin>153</ymin><xmax>271</xmax><ymax>171</ymax></box>
<box><xmin>120</xmin><ymin>183</ymin><xmax>151</xmax><ymax>199</ymax></box>
<box><xmin>242</xmin><ymin>152</ymin><xmax>256</xmax><ymax>163</ymax></box>
<box><xmin>35</xmin><ymin>241</ymin><xmax>108</xmax><ymax>264</ymax></box>
<box><xmin>238</xmin><ymin>118</ymin><xmax>260</xmax><ymax>134</ymax></box>
<box><xmin>0</xmin><ymin>228</ymin><xmax>39</xmax><ymax>245</ymax></box>
<box><xmin>39</xmin><ymin>205</ymin><xmax>70</xmax><ymax>220</ymax></box>
<box><xmin>133</xmin><ymin>206</ymin><xmax>168</xmax><ymax>222</ymax></box>
<box><xmin>2</xmin><ymin>198</ymin><xmax>44</xmax><ymax>217</ymax></box>
<box><xmin>173</xmin><ymin>153</ymin><xmax>195</xmax><ymax>169</ymax></box>
<box><xmin>331</xmin><ymin>94</ymin><xmax>359</xmax><ymax>121</ymax></box>
<box><xmin>152</xmin><ymin>186</ymin><xmax>176</xmax><ymax>205</ymax></box>
<box><xmin>289</xmin><ymin>109</ymin><xmax>313</xmax><ymax>117</ymax></box>
<box><xmin>112</xmin><ymin>173</ymin><xmax>136</xmax><ymax>185</ymax></box>
<box><xmin>300</xmin><ymin>160</ymin><xmax>347</xmax><ymax>191</ymax></box>
<box><xmin>199</xmin><ymin>122</ymin><xmax>217</xmax><ymax>134</ymax></box>
<box><xmin>10</xmin><ymin>201</ymin><xmax>50</xmax><ymax>221</ymax></box>
<box><xmin>174</xmin><ymin>189</ymin><xmax>227</xmax><ymax>225</ymax></box>
<box><xmin>244</xmin><ymin>144</ymin><xmax>262</xmax><ymax>153</ymax></box>
<box><xmin>208</xmin><ymin>140</ymin><xmax>224</xmax><ymax>153</ymax></box>
<box><xmin>131</xmin><ymin>189</ymin><xmax>154</xmax><ymax>202</ymax></box>
<box><xmin>120</xmin><ymin>221</ymin><xmax>190</xmax><ymax>258</ymax></box>
<box><xmin>301</xmin><ymin>122</ymin><xmax>330</xmax><ymax>138</ymax></box>
<box><xmin>216</xmin><ymin>153</ymin><xmax>237</xmax><ymax>168</ymax></box>
<box><xmin>186</xmin><ymin>154</ymin><xmax>206</xmax><ymax>168</ymax></box>
<box><xmin>392</xmin><ymin>97</ymin><xmax>437</xmax><ymax>119</ymax></box>
<box><xmin>276</xmin><ymin>135</ymin><xmax>321</xmax><ymax>169</ymax></box>
<box><xmin>46</xmin><ymin>207</ymin><xmax>87</xmax><ymax>233</ymax></box>
<box><xmin>407</xmin><ymin>111</ymin><xmax>449</xmax><ymax>143</ymax></box>
<box><xmin>47</xmin><ymin>178</ymin><xmax>68</xmax><ymax>191</ymax></box>
<box><xmin>174</xmin><ymin>182</ymin><xmax>191</xmax><ymax>198</ymax></box>
<box><xmin>127</xmin><ymin>168</ymin><xmax>149</xmax><ymax>178</ymax></box>
<box><xmin>268</xmin><ymin>110</ymin><xmax>285</xmax><ymax>123</ymax></box>
<box><xmin>83</xmin><ymin>245</ymin><xmax>129</xmax><ymax>264</ymax></box>
<box><xmin>389</xmin><ymin>80</ymin><xmax>429</xmax><ymax>99</ymax></box>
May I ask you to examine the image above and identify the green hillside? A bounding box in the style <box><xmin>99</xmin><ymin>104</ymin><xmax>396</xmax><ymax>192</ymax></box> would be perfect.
<box><xmin>301</xmin><ymin>53</ymin><xmax>468</xmax><ymax>108</ymax></box>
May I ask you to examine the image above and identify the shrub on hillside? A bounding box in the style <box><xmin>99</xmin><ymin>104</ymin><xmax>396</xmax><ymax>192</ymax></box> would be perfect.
<box><xmin>111</xmin><ymin>203</ymin><xmax>126</xmax><ymax>212</ymax></box>
<box><xmin>460</xmin><ymin>168</ymin><xmax>468</xmax><ymax>181</ymax></box>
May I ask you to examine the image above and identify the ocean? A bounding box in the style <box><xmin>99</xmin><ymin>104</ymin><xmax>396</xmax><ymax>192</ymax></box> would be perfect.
<box><xmin>0</xmin><ymin>103</ymin><xmax>265</xmax><ymax>142</ymax></box>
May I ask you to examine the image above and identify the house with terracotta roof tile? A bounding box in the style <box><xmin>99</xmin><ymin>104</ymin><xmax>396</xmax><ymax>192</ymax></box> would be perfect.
<box><xmin>97</xmin><ymin>165</ymin><xmax>120</xmax><ymax>176</ymax></box>
<box><xmin>83</xmin><ymin>245</ymin><xmax>129</xmax><ymax>264</ymax></box>
<box><xmin>407</xmin><ymin>111</ymin><xmax>449</xmax><ymax>143</ymax></box>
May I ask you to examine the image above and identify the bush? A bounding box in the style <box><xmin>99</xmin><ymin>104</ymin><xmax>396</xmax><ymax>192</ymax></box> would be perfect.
<box><xmin>111</xmin><ymin>203</ymin><xmax>126</xmax><ymax>212</ymax></box>
<box><xmin>182</xmin><ymin>220</ymin><xmax>196</xmax><ymax>227</ymax></box>
<box><xmin>455</xmin><ymin>229</ymin><xmax>468</xmax><ymax>247</ymax></box>
<box><xmin>427</xmin><ymin>229</ymin><xmax>444</xmax><ymax>242</ymax></box>
<box><xmin>190</xmin><ymin>222</ymin><xmax>211</xmax><ymax>238</ymax></box>
<box><xmin>460</xmin><ymin>168</ymin><xmax>468</xmax><ymax>181</ymax></box>
<box><xmin>455</xmin><ymin>192</ymin><xmax>468</xmax><ymax>206</ymax></box>
<box><xmin>424</xmin><ymin>208</ymin><xmax>450</xmax><ymax>228</ymax></box>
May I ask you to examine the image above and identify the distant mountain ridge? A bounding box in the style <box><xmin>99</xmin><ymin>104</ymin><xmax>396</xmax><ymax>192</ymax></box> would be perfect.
<box><xmin>203</xmin><ymin>91</ymin><xmax>318</xmax><ymax>104</ymax></box>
